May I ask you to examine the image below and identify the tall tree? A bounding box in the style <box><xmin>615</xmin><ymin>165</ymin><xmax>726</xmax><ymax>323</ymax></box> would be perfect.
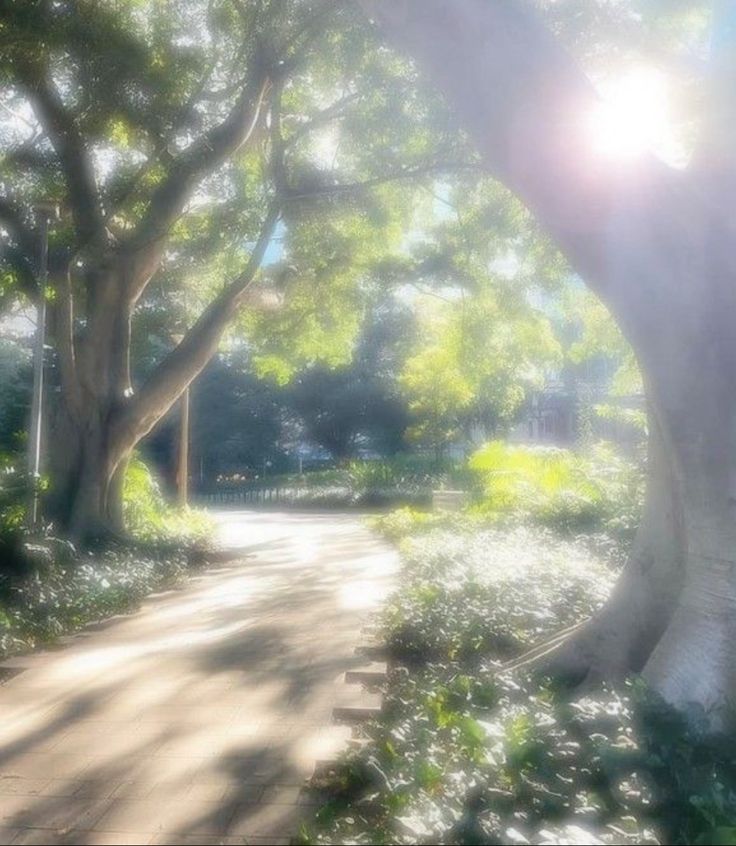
<box><xmin>361</xmin><ymin>0</ymin><xmax>736</xmax><ymax>725</ymax></box>
<box><xmin>401</xmin><ymin>290</ymin><xmax>560</xmax><ymax>455</ymax></box>
<box><xmin>287</xmin><ymin>296</ymin><xmax>413</xmax><ymax>459</ymax></box>
<box><xmin>0</xmin><ymin>0</ymin><xmax>467</xmax><ymax>539</ymax></box>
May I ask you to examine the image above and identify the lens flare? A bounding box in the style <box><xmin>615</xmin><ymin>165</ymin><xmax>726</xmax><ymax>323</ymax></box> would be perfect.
<box><xmin>586</xmin><ymin>67</ymin><xmax>673</xmax><ymax>161</ymax></box>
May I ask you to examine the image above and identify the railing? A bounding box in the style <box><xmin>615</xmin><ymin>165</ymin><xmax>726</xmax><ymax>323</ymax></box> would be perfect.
<box><xmin>195</xmin><ymin>483</ymin><xmax>352</xmax><ymax>507</ymax></box>
<box><xmin>195</xmin><ymin>481</ymin><xmax>439</xmax><ymax>509</ymax></box>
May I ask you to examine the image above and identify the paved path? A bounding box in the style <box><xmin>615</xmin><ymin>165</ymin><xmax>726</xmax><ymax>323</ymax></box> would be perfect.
<box><xmin>0</xmin><ymin>511</ymin><xmax>397</xmax><ymax>845</ymax></box>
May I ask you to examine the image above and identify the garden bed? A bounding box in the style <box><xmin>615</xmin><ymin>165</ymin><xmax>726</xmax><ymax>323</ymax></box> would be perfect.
<box><xmin>301</xmin><ymin>520</ymin><xmax>736</xmax><ymax>846</ymax></box>
<box><xmin>0</xmin><ymin>540</ymin><xmax>208</xmax><ymax>660</ymax></box>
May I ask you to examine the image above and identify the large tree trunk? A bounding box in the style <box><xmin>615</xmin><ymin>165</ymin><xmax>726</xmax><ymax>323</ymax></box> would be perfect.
<box><xmin>44</xmin><ymin>206</ymin><xmax>279</xmax><ymax>544</ymax></box>
<box><xmin>525</xmin><ymin>272</ymin><xmax>736</xmax><ymax>724</ymax></box>
<box><xmin>528</xmin><ymin>409</ymin><xmax>685</xmax><ymax>682</ymax></box>
<box><xmin>45</xmin><ymin>265</ymin><xmax>138</xmax><ymax>544</ymax></box>
<box><xmin>47</xmin><ymin>397</ymin><xmax>131</xmax><ymax>544</ymax></box>
<box><xmin>640</xmin><ymin>352</ymin><xmax>736</xmax><ymax>726</ymax></box>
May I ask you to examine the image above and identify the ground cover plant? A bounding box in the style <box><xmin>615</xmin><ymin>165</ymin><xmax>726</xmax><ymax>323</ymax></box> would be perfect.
<box><xmin>0</xmin><ymin>456</ymin><xmax>212</xmax><ymax>660</ymax></box>
<box><xmin>303</xmin><ymin>519</ymin><xmax>736</xmax><ymax>846</ymax></box>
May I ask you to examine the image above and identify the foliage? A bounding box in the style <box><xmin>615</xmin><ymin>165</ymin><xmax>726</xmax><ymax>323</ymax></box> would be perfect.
<box><xmin>565</xmin><ymin>288</ymin><xmax>643</xmax><ymax>399</ymax></box>
<box><xmin>0</xmin><ymin>543</ymin><xmax>192</xmax><ymax>659</ymax></box>
<box><xmin>385</xmin><ymin>525</ymin><xmax>614</xmax><ymax>665</ymax></box>
<box><xmin>0</xmin><ymin>455</ymin><xmax>30</xmax><ymax>544</ymax></box>
<box><xmin>304</xmin><ymin>519</ymin><xmax>736</xmax><ymax>846</ymax></box>
<box><xmin>468</xmin><ymin>440</ymin><xmax>644</xmax><ymax>542</ymax></box>
<box><xmin>348</xmin><ymin>454</ymin><xmax>464</xmax><ymax>490</ymax></box>
<box><xmin>400</xmin><ymin>292</ymin><xmax>561</xmax><ymax>453</ymax></box>
<box><xmin>123</xmin><ymin>455</ymin><xmax>212</xmax><ymax>545</ymax></box>
<box><xmin>370</xmin><ymin>505</ymin><xmax>486</xmax><ymax>543</ymax></box>
<box><xmin>280</xmin><ymin>295</ymin><xmax>415</xmax><ymax>459</ymax></box>
<box><xmin>0</xmin><ymin>338</ymin><xmax>31</xmax><ymax>453</ymax></box>
<box><xmin>0</xmin><ymin>453</ymin><xmax>212</xmax><ymax>658</ymax></box>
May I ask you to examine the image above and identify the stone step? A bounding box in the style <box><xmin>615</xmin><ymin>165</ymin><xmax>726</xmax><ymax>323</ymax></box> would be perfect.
<box><xmin>290</xmin><ymin>725</ymin><xmax>353</xmax><ymax>775</ymax></box>
<box><xmin>332</xmin><ymin>686</ymin><xmax>383</xmax><ymax>725</ymax></box>
<box><xmin>354</xmin><ymin>642</ymin><xmax>389</xmax><ymax>660</ymax></box>
<box><xmin>344</xmin><ymin>661</ymin><xmax>388</xmax><ymax>686</ymax></box>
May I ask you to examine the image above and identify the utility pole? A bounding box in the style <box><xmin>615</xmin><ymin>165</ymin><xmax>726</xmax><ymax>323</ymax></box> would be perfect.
<box><xmin>27</xmin><ymin>203</ymin><xmax>57</xmax><ymax>527</ymax></box>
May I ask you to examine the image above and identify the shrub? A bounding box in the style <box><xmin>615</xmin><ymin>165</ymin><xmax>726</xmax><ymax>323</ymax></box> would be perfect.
<box><xmin>384</xmin><ymin>524</ymin><xmax>614</xmax><ymax>664</ymax></box>
<box><xmin>123</xmin><ymin>454</ymin><xmax>212</xmax><ymax>545</ymax></box>
<box><xmin>0</xmin><ymin>455</ymin><xmax>212</xmax><ymax>660</ymax></box>
<box><xmin>369</xmin><ymin>506</ymin><xmax>435</xmax><ymax>541</ymax></box>
<box><xmin>0</xmin><ymin>544</ymin><xmax>191</xmax><ymax>658</ymax></box>
<box><xmin>0</xmin><ymin>454</ymin><xmax>30</xmax><ymax>542</ymax></box>
<box><xmin>206</xmin><ymin>455</ymin><xmax>468</xmax><ymax>510</ymax></box>
<box><xmin>468</xmin><ymin>440</ymin><xmax>643</xmax><ymax>540</ymax></box>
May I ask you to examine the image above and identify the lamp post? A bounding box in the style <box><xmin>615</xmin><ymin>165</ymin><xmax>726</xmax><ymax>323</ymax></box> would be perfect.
<box><xmin>27</xmin><ymin>202</ymin><xmax>58</xmax><ymax>527</ymax></box>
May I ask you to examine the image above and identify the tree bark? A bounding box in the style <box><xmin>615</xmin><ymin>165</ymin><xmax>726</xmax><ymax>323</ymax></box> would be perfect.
<box><xmin>524</xmin><ymin>409</ymin><xmax>685</xmax><ymax>681</ymax></box>
<box><xmin>44</xmin><ymin>202</ymin><xmax>279</xmax><ymax>543</ymax></box>
<box><xmin>47</xmin><ymin>401</ymin><xmax>129</xmax><ymax>543</ymax></box>
<box><xmin>641</xmin><ymin>346</ymin><xmax>736</xmax><ymax>727</ymax></box>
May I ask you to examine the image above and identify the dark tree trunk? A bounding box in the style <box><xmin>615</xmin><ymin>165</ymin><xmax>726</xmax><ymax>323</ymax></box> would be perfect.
<box><xmin>47</xmin><ymin>398</ymin><xmax>130</xmax><ymax>544</ymax></box>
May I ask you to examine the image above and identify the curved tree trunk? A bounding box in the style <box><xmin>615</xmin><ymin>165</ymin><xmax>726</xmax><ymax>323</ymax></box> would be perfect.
<box><xmin>360</xmin><ymin>0</ymin><xmax>736</xmax><ymax>725</ymax></box>
<box><xmin>641</xmin><ymin>362</ymin><xmax>736</xmax><ymax>726</ymax></box>
<box><xmin>528</xmin><ymin>409</ymin><xmax>685</xmax><ymax>682</ymax></box>
<box><xmin>527</xmin><ymin>305</ymin><xmax>736</xmax><ymax>724</ymax></box>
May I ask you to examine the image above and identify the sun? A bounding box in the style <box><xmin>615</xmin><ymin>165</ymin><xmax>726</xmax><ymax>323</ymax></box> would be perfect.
<box><xmin>585</xmin><ymin>67</ymin><xmax>677</xmax><ymax>163</ymax></box>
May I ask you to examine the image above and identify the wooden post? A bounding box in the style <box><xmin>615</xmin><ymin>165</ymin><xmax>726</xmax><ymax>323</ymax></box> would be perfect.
<box><xmin>177</xmin><ymin>386</ymin><xmax>190</xmax><ymax>507</ymax></box>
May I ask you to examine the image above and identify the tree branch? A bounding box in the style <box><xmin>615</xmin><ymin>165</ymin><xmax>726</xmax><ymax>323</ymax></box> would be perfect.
<box><xmin>359</xmin><ymin>0</ymin><xmax>678</xmax><ymax>289</ymax></box>
<box><xmin>285</xmin><ymin>160</ymin><xmax>485</xmax><ymax>200</ymax></box>
<box><xmin>22</xmin><ymin>69</ymin><xmax>104</xmax><ymax>246</ymax></box>
<box><xmin>114</xmin><ymin>203</ymin><xmax>281</xmax><ymax>446</ymax></box>
<box><xmin>124</xmin><ymin>73</ymin><xmax>271</xmax><ymax>267</ymax></box>
<box><xmin>286</xmin><ymin>91</ymin><xmax>363</xmax><ymax>147</ymax></box>
<box><xmin>0</xmin><ymin>198</ymin><xmax>38</xmax><ymax>300</ymax></box>
<box><xmin>269</xmin><ymin>80</ymin><xmax>289</xmax><ymax>195</ymax></box>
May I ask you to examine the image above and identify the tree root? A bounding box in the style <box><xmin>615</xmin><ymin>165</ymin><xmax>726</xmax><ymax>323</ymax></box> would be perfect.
<box><xmin>501</xmin><ymin>620</ymin><xmax>589</xmax><ymax>676</ymax></box>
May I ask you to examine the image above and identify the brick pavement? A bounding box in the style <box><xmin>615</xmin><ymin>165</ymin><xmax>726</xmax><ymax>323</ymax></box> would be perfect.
<box><xmin>0</xmin><ymin>511</ymin><xmax>397</xmax><ymax>845</ymax></box>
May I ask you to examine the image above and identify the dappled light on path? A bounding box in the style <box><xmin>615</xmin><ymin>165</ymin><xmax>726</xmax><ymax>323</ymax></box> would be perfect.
<box><xmin>0</xmin><ymin>511</ymin><xmax>397</xmax><ymax>844</ymax></box>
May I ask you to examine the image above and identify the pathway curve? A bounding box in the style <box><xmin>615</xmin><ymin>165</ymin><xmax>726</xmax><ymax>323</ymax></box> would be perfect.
<box><xmin>0</xmin><ymin>511</ymin><xmax>398</xmax><ymax>845</ymax></box>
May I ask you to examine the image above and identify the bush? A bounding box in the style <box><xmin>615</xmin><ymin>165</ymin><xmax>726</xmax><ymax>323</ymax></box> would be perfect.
<box><xmin>0</xmin><ymin>454</ymin><xmax>213</xmax><ymax>659</ymax></box>
<box><xmin>468</xmin><ymin>440</ymin><xmax>643</xmax><ymax>541</ymax></box>
<box><xmin>369</xmin><ymin>506</ymin><xmax>436</xmax><ymax>541</ymax></box>
<box><xmin>206</xmin><ymin>455</ymin><xmax>468</xmax><ymax>510</ymax></box>
<box><xmin>124</xmin><ymin>454</ymin><xmax>212</xmax><ymax>545</ymax></box>
<box><xmin>384</xmin><ymin>524</ymin><xmax>614</xmax><ymax>665</ymax></box>
<box><xmin>0</xmin><ymin>455</ymin><xmax>29</xmax><ymax>542</ymax></box>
